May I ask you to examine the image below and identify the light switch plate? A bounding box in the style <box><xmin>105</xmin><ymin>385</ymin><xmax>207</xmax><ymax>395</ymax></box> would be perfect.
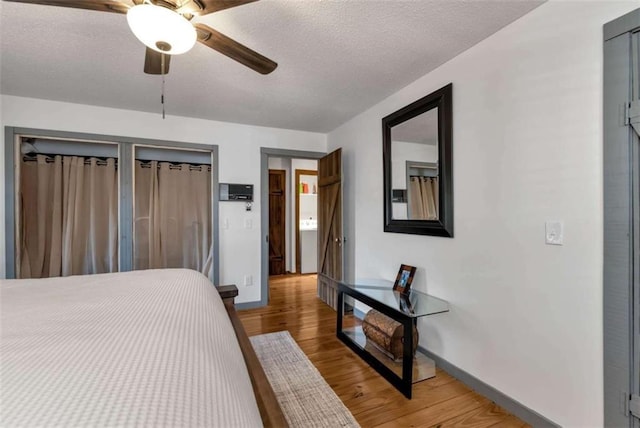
<box><xmin>245</xmin><ymin>218</ymin><xmax>252</xmax><ymax>229</ymax></box>
<box><xmin>545</xmin><ymin>221</ymin><xmax>563</xmax><ymax>245</ymax></box>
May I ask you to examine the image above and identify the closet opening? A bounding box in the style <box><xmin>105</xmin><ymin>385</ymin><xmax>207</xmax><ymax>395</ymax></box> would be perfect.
<box><xmin>5</xmin><ymin>128</ymin><xmax>219</xmax><ymax>283</ymax></box>
<box><xmin>17</xmin><ymin>138</ymin><xmax>119</xmax><ymax>279</ymax></box>
<box><xmin>133</xmin><ymin>146</ymin><xmax>214</xmax><ymax>277</ymax></box>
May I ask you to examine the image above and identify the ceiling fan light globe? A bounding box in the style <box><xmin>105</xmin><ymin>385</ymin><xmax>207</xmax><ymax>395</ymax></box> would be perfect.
<box><xmin>127</xmin><ymin>4</ymin><xmax>196</xmax><ymax>55</ymax></box>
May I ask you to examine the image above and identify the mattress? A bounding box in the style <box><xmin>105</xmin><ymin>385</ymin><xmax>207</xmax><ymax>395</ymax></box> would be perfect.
<box><xmin>0</xmin><ymin>269</ymin><xmax>263</xmax><ymax>427</ymax></box>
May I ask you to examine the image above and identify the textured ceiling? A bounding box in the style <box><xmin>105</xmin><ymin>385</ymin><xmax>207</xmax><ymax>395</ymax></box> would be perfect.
<box><xmin>0</xmin><ymin>0</ymin><xmax>544</xmax><ymax>133</ymax></box>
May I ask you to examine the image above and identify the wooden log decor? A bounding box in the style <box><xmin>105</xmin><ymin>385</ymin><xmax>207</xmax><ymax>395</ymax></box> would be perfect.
<box><xmin>362</xmin><ymin>310</ymin><xmax>418</xmax><ymax>361</ymax></box>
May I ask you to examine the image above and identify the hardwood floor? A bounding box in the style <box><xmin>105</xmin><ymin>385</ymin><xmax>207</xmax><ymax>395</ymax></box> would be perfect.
<box><xmin>238</xmin><ymin>274</ymin><xmax>529</xmax><ymax>428</ymax></box>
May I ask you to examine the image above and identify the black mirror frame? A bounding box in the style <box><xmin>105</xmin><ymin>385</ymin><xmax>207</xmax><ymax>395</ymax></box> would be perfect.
<box><xmin>382</xmin><ymin>83</ymin><xmax>453</xmax><ymax>237</ymax></box>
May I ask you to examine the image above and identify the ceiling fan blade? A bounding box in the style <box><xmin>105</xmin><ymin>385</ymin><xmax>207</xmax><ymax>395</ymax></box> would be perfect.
<box><xmin>144</xmin><ymin>48</ymin><xmax>171</xmax><ymax>75</ymax></box>
<box><xmin>2</xmin><ymin>0</ymin><xmax>129</xmax><ymax>13</ymax></box>
<box><xmin>194</xmin><ymin>23</ymin><xmax>277</xmax><ymax>75</ymax></box>
<box><xmin>129</xmin><ymin>0</ymin><xmax>255</xmax><ymax>16</ymax></box>
<box><xmin>190</xmin><ymin>0</ymin><xmax>258</xmax><ymax>16</ymax></box>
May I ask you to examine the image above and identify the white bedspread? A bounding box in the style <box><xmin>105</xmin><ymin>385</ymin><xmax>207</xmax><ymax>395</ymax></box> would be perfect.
<box><xmin>0</xmin><ymin>269</ymin><xmax>263</xmax><ymax>427</ymax></box>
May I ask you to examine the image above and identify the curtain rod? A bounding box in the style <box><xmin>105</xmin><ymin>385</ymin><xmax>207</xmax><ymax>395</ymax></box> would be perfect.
<box><xmin>138</xmin><ymin>162</ymin><xmax>211</xmax><ymax>172</ymax></box>
<box><xmin>22</xmin><ymin>155</ymin><xmax>211</xmax><ymax>171</ymax></box>
<box><xmin>22</xmin><ymin>154</ymin><xmax>115</xmax><ymax>167</ymax></box>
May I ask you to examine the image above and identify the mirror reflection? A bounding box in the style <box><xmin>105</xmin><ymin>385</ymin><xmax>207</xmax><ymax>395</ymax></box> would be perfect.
<box><xmin>390</xmin><ymin>107</ymin><xmax>439</xmax><ymax>220</ymax></box>
<box><xmin>383</xmin><ymin>83</ymin><xmax>452</xmax><ymax>237</ymax></box>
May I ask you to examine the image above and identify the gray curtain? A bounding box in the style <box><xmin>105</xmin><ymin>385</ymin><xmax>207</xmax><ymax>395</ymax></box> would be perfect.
<box><xmin>134</xmin><ymin>161</ymin><xmax>212</xmax><ymax>277</ymax></box>
<box><xmin>19</xmin><ymin>155</ymin><xmax>118</xmax><ymax>278</ymax></box>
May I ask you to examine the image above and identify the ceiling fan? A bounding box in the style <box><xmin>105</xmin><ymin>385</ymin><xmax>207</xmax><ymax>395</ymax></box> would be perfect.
<box><xmin>4</xmin><ymin>0</ymin><xmax>278</xmax><ymax>75</ymax></box>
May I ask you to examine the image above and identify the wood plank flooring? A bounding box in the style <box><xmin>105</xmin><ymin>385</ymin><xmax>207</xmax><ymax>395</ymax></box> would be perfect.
<box><xmin>238</xmin><ymin>274</ymin><xmax>529</xmax><ymax>428</ymax></box>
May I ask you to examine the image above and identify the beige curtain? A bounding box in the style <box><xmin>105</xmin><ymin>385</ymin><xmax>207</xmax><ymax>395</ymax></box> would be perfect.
<box><xmin>20</xmin><ymin>155</ymin><xmax>118</xmax><ymax>278</ymax></box>
<box><xmin>408</xmin><ymin>176</ymin><xmax>438</xmax><ymax>220</ymax></box>
<box><xmin>134</xmin><ymin>161</ymin><xmax>212</xmax><ymax>277</ymax></box>
<box><xmin>408</xmin><ymin>177</ymin><xmax>425</xmax><ymax>219</ymax></box>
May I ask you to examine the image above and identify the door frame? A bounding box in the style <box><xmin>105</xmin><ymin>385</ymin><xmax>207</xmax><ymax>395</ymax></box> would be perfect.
<box><xmin>295</xmin><ymin>169</ymin><xmax>318</xmax><ymax>274</ymax></box>
<box><xmin>258</xmin><ymin>148</ymin><xmax>325</xmax><ymax>308</ymax></box>
<box><xmin>603</xmin><ymin>8</ymin><xmax>640</xmax><ymax>428</ymax></box>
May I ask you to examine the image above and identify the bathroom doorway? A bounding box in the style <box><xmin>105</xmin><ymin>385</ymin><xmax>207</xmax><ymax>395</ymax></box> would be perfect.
<box><xmin>295</xmin><ymin>169</ymin><xmax>318</xmax><ymax>274</ymax></box>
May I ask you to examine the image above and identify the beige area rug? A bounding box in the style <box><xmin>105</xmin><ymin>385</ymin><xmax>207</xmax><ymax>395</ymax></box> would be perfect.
<box><xmin>250</xmin><ymin>331</ymin><xmax>360</xmax><ymax>428</ymax></box>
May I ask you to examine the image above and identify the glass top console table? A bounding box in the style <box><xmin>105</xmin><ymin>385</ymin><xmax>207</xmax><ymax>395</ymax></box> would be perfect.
<box><xmin>336</xmin><ymin>281</ymin><xmax>449</xmax><ymax>398</ymax></box>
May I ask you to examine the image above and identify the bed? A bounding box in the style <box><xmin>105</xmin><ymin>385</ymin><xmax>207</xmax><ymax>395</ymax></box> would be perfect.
<box><xmin>0</xmin><ymin>269</ymin><xmax>287</xmax><ymax>427</ymax></box>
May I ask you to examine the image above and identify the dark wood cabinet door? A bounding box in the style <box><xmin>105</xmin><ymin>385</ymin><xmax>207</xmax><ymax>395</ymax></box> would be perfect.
<box><xmin>268</xmin><ymin>169</ymin><xmax>286</xmax><ymax>276</ymax></box>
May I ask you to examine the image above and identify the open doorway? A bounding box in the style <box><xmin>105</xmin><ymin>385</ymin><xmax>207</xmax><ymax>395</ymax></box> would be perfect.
<box><xmin>260</xmin><ymin>149</ymin><xmax>325</xmax><ymax>305</ymax></box>
<box><xmin>267</xmin><ymin>157</ymin><xmax>318</xmax><ymax>278</ymax></box>
<box><xmin>296</xmin><ymin>168</ymin><xmax>318</xmax><ymax>274</ymax></box>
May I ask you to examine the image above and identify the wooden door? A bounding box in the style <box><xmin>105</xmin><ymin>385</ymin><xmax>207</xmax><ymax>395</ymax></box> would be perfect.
<box><xmin>317</xmin><ymin>148</ymin><xmax>343</xmax><ymax>309</ymax></box>
<box><xmin>268</xmin><ymin>169</ymin><xmax>286</xmax><ymax>276</ymax></box>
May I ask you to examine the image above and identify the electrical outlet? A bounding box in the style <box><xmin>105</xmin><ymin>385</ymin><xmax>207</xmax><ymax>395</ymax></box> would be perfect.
<box><xmin>244</xmin><ymin>275</ymin><xmax>253</xmax><ymax>286</ymax></box>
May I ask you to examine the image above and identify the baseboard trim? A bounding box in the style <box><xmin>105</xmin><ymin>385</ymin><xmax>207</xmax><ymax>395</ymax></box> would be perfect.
<box><xmin>418</xmin><ymin>346</ymin><xmax>559</xmax><ymax>427</ymax></box>
<box><xmin>235</xmin><ymin>300</ymin><xmax>265</xmax><ymax>311</ymax></box>
<box><xmin>345</xmin><ymin>308</ymin><xmax>557</xmax><ymax>425</ymax></box>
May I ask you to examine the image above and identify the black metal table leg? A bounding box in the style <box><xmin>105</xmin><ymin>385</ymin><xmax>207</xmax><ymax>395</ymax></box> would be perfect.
<box><xmin>402</xmin><ymin>315</ymin><xmax>413</xmax><ymax>398</ymax></box>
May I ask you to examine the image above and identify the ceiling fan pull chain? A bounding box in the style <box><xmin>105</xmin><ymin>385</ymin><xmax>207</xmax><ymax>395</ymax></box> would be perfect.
<box><xmin>161</xmin><ymin>53</ymin><xmax>166</xmax><ymax>119</ymax></box>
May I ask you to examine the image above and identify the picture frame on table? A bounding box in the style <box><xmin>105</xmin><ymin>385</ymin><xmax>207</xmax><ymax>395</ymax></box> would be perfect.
<box><xmin>392</xmin><ymin>264</ymin><xmax>416</xmax><ymax>295</ymax></box>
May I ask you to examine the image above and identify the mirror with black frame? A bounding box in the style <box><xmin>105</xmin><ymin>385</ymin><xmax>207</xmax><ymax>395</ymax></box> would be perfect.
<box><xmin>383</xmin><ymin>83</ymin><xmax>453</xmax><ymax>237</ymax></box>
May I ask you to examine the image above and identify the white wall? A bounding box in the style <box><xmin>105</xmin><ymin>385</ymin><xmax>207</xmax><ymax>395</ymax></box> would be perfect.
<box><xmin>327</xmin><ymin>2</ymin><xmax>638</xmax><ymax>426</ymax></box>
<box><xmin>0</xmin><ymin>95</ymin><xmax>326</xmax><ymax>303</ymax></box>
